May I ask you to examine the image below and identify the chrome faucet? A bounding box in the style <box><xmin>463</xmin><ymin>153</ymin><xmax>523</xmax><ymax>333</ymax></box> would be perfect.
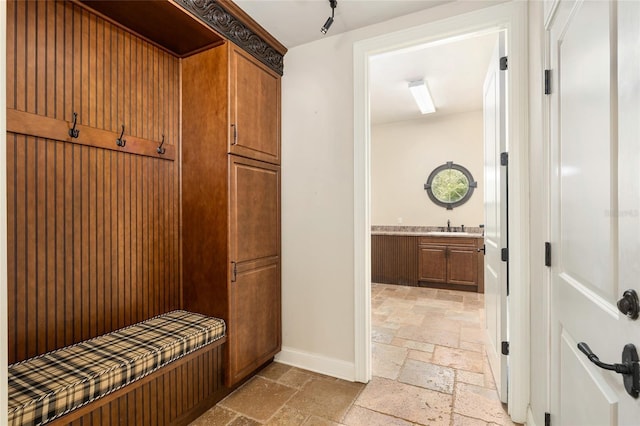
<box><xmin>447</xmin><ymin>220</ymin><xmax>451</xmax><ymax>232</ymax></box>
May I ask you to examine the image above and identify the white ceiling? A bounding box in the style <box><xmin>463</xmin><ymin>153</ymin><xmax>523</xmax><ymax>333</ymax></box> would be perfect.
<box><xmin>370</xmin><ymin>32</ymin><xmax>498</xmax><ymax>124</ymax></box>
<box><xmin>234</xmin><ymin>0</ymin><xmax>450</xmax><ymax>48</ymax></box>
<box><xmin>233</xmin><ymin>0</ymin><xmax>498</xmax><ymax>125</ymax></box>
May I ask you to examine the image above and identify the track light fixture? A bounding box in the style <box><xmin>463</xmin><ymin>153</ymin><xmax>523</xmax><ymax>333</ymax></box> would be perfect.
<box><xmin>321</xmin><ymin>0</ymin><xmax>337</xmax><ymax>34</ymax></box>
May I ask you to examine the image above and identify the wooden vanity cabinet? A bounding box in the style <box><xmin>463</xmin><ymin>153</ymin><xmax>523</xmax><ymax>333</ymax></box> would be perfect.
<box><xmin>182</xmin><ymin>42</ymin><xmax>282</xmax><ymax>386</ymax></box>
<box><xmin>418</xmin><ymin>237</ymin><xmax>482</xmax><ymax>292</ymax></box>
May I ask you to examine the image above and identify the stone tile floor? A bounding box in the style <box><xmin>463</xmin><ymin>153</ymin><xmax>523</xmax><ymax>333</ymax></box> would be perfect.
<box><xmin>190</xmin><ymin>283</ymin><xmax>520</xmax><ymax>426</ymax></box>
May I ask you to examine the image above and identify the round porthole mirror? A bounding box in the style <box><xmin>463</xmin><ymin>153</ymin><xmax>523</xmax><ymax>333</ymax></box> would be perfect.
<box><xmin>424</xmin><ymin>161</ymin><xmax>477</xmax><ymax>210</ymax></box>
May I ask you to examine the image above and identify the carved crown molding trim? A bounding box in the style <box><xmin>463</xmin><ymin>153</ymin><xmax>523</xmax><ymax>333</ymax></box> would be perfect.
<box><xmin>176</xmin><ymin>0</ymin><xmax>284</xmax><ymax>75</ymax></box>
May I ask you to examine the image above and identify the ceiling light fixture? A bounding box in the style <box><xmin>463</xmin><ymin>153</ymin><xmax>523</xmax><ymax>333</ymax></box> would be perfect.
<box><xmin>320</xmin><ymin>0</ymin><xmax>337</xmax><ymax>35</ymax></box>
<box><xmin>408</xmin><ymin>80</ymin><xmax>436</xmax><ymax>114</ymax></box>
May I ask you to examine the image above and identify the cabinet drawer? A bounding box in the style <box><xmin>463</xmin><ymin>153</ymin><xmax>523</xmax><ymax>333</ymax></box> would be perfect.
<box><xmin>418</xmin><ymin>236</ymin><xmax>477</xmax><ymax>246</ymax></box>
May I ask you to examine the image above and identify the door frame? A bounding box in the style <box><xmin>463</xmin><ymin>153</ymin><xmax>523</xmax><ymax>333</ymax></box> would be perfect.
<box><xmin>353</xmin><ymin>2</ymin><xmax>530</xmax><ymax>422</ymax></box>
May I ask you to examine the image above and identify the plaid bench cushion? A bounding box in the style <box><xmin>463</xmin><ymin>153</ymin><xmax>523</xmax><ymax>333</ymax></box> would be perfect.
<box><xmin>8</xmin><ymin>310</ymin><xmax>226</xmax><ymax>426</ymax></box>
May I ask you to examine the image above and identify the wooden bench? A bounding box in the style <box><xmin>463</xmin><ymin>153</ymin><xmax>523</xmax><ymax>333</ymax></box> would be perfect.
<box><xmin>8</xmin><ymin>311</ymin><xmax>227</xmax><ymax>426</ymax></box>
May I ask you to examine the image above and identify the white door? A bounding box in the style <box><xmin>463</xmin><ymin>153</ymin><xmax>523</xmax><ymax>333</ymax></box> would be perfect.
<box><xmin>483</xmin><ymin>33</ymin><xmax>508</xmax><ymax>404</ymax></box>
<box><xmin>549</xmin><ymin>1</ymin><xmax>640</xmax><ymax>424</ymax></box>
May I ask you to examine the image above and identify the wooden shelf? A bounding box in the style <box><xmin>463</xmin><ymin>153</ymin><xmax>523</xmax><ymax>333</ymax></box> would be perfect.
<box><xmin>76</xmin><ymin>0</ymin><xmax>224</xmax><ymax>57</ymax></box>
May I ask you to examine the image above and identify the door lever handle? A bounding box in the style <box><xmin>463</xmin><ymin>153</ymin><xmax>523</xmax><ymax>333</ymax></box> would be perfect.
<box><xmin>577</xmin><ymin>342</ymin><xmax>640</xmax><ymax>398</ymax></box>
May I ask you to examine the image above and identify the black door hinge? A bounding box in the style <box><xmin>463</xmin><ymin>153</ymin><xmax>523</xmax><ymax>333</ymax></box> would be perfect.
<box><xmin>231</xmin><ymin>261</ymin><xmax>237</xmax><ymax>282</ymax></box>
<box><xmin>501</xmin><ymin>248</ymin><xmax>509</xmax><ymax>262</ymax></box>
<box><xmin>500</xmin><ymin>56</ymin><xmax>508</xmax><ymax>71</ymax></box>
<box><xmin>545</xmin><ymin>242</ymin><xmax>552</xmax><ymax>267</ymax></box>
<box><xmin>545</xmin><ymin>412</ymin><xmax>551</xmax><ymax>426</ymax></box>
<box><xmin>501</xmin><ymin>341</ymin><xmax>509</xmax><ymax>355</ymax></box>
<box><xmin>544</xmin><ymin>69</ymin><xmax>551</xmax><ymax>95</ymax></box>
<box><xmin>500</xmin><ymin>152</ymin><xmax>508</xmax><ymax>166</ymax></box>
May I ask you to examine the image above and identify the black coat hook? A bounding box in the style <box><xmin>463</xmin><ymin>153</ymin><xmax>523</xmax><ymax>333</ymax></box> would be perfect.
<box><xmin>68</xmin><ymin>112</ymin><xmax>80</xmax><ymax>138</ymax></box>
<box><xmin>116</xmin><ymin>125</ymin><xmax>126</xmax><ymax>147</ymax></box>
<box><xmin>157</xmin><ymin>134</ymin><xmax>166</xmax><ymax>154</ymax></box>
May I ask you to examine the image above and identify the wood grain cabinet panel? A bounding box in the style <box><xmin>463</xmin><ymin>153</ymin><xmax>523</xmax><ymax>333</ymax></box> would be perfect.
<box><xmin>447</xmin><ymin>246</ymin><xmax>477</xmax><ymax>286</ymax></box>
<box><xmin>228</xmin><ymin>157</ymin><xmax>281</xmax><ymax>384</ymax></box>
<box><xmin>229</xmin><ymin>261</ymin><xmax>280</xmax><ymax>385</ymax></box>
<box><xmin>418</xmin><ymin>245</ymin><xmax>447</xmax><ymax>283</ymax></box>
<box><xmin>230</xmin><ymin>157</ymin><xmax>280</xmax><ymax>262</ymax></box>
<box><xmin>230</xmin><ymin>45</ymin><xmax>281</xmax><ymax>164</ymax></box>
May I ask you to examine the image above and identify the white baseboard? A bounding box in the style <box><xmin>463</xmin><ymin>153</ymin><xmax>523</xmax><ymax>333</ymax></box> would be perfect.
<box><xmin>275</xmin><ymin>347</ymin><xmax>357</xmax><ymax>382</ymax></box>
<box><xmin>527</xmin><ymin>407</ymin><xmax>537</xmax><ymax>426</ymax></box>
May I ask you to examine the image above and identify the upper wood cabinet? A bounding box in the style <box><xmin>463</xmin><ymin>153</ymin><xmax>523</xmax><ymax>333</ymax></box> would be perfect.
<box><xmin>230</xmin><ymin>45</ymin><xmax>281</xmax><ymax>164</ymax></box>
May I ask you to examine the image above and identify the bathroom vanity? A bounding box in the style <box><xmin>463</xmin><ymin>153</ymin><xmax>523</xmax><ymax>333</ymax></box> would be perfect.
<box><xmin>371</xmin><ymin>226</ymin><xmax>484</xmax><ymax>293</ymax></box>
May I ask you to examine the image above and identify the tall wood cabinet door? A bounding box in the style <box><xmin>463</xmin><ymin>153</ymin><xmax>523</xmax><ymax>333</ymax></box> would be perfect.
<box><xmin>228</xmin><ymin>155</ymin><xmax>281</xmax><ymax>385</ymax></box>
<box><xmin>447</xmin><ymin>246</ymin><xmax>477</xmax><ymax>286</ymax></box>
<box><xmin>418</xmin><ymin>245</ymin><xmax>447</xmax><ymax>283</ymax></box>
<box><xmin>229</xmin><ymin>44</ymin><xmax>281</xmax><ymax>164</ymax></box>
<box><xmin>228</xmin><ymin>260</ymin><xmax>281</xmax><ymax>385</ymax></box>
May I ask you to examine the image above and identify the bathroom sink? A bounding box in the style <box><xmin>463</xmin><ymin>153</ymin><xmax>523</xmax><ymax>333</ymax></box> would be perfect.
<box><xmin>426</xmin><ymin>231</ymin><xmax>473</xmax><ymax>236</ymax></box>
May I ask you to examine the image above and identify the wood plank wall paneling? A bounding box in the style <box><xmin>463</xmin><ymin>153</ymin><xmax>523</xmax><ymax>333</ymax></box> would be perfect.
<box><xmin>6</xmin><ymin>0</ymin><xmax>181</xmax><ymax>364</ymax></box>
<box><xmin>371</xmin><ymin>235</ymin><xmax>419</xmax><ymax>286</ymax></box>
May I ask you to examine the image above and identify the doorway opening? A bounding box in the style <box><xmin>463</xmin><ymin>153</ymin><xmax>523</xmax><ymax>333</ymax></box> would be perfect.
<box><xmin>368</xmin><ymin>25</ymin><xmax>508</xmax><ymax>403</ymax></box>
<box><xmin>353</xmin><ymin>2</ymin><xmax>529</xmax><ymax>422</ymax></box>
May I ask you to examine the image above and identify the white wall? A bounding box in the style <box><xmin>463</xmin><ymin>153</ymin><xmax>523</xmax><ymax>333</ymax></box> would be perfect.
<box><xmin>278</xmin><ymin>0</ymin><xmax>505</xmax><ymax>378</ymax></box>
<box><xmin>1</xmin><ymin>1</ymin><xmax>8</xmax><ymax>422</ymax></box>
<box><xmin>372</xmin><ymin>111</ymin><xmax>484</xmax><ymax>228</ymax></box>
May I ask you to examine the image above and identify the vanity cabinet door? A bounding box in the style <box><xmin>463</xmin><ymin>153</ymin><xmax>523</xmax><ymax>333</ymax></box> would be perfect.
<box><xmin>229</xmin><ymin>44</ymin><xmax>281</xmax><ymax>165</ymax></box>
<box><xmin>447</xmin><ymin>245</ymin><xmax>478</xmax><ymax>286</ymax></box>
<box><xmin>418</xmin><ymin>244</ymin><xmax>447</xmax><ymax>283</ymax></box>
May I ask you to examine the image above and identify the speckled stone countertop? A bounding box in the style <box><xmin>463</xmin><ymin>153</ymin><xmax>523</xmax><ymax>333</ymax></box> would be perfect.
<box><xmin>371</xmin><ymin>225</ymin><xmax>484</xmax><ymax>238</ymax></box>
